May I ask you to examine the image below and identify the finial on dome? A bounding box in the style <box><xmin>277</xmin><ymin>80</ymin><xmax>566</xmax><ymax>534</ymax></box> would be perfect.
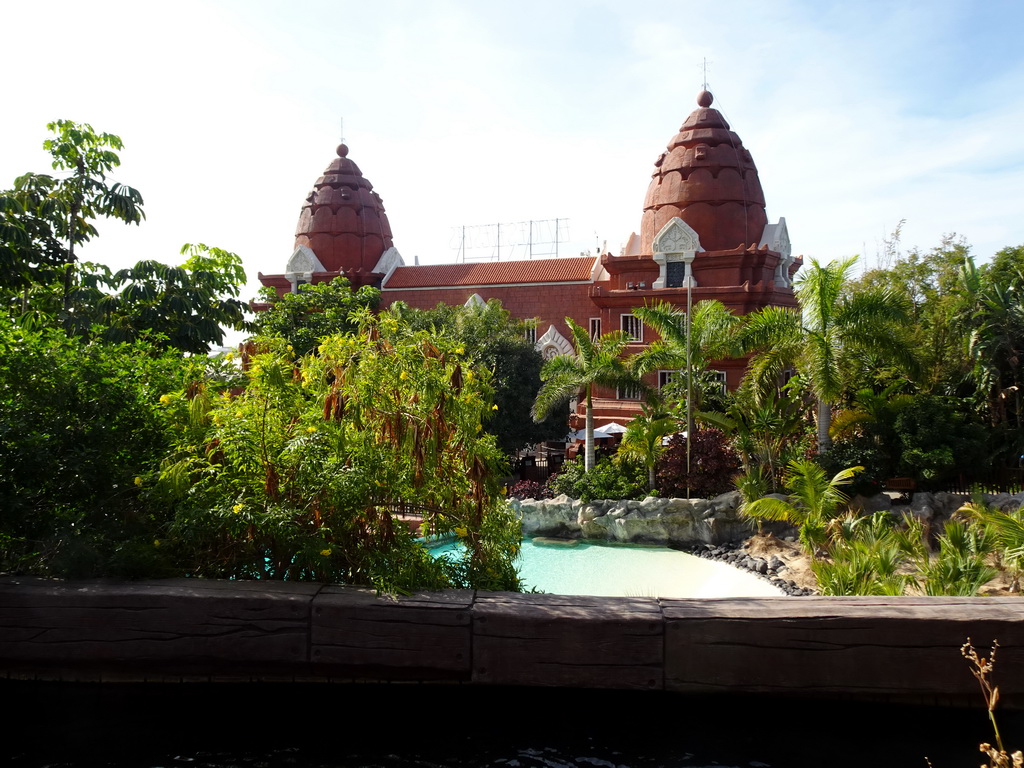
<box><xmin>336</xmin><ymin>143</ymin><xmax>349</xmax><ymax>158</ymax></box>
<box><xmin>697</xmin><ymin>90</ymin><xmax>714</xmax><ymax>108</ymax></box>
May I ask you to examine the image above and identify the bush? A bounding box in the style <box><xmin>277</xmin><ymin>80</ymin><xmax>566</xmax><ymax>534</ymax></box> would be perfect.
<box><xmin>894</xmin><ymin>396</ymin><xmax>988</xmax><ymax>488</ymax></box>
<box><xmin>0</xmin><ymin>319</ymin><xmax>189</xmax><ymax>576</ymax></box>
<box><xmin>547</xmin><ymin>456</ymin><xmax>648</xmax><ymax>502</ymax></box>
<box><xmin>817</xmin><ymin>437</ymin><xmax>888</xmax><ymax>498</ymax></box>
<box><xmin>655</xmin><ymin>428</ymin><xmax>740</xmax><ymax>499</ymax></box>
<box><xmin>508</xmin><ymin>480</ymin><xmax>553</xmax><ymax>500</ymax></box>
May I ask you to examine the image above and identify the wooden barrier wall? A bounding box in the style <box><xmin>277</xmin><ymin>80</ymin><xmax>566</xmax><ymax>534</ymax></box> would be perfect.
<box><xmin>1</xmin><ymin>576</ymin><xmax>1022</xmax><ymax>707</ymax></box>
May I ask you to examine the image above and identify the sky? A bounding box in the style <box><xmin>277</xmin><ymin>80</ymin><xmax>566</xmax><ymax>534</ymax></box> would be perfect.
<box><xmin>3</xmin><ymin>0</ymin><xmax>1024</xmax><ymax>308</ymax></box>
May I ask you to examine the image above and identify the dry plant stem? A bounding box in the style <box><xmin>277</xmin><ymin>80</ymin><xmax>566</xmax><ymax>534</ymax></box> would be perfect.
<box><xmin>962</xmin><ymin>638</ymin><xmax>1009</xmax><ymax>758</ymax></box>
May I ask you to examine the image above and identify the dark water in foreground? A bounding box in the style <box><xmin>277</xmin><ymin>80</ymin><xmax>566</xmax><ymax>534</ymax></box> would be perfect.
<box><xmin>5</xmin><ymin>681</ymin><xmax>1021</xmax><ymax>768</ymax></box>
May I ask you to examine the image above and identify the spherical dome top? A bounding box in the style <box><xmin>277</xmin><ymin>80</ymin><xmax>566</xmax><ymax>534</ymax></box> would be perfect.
<box><xmin>293</xmin><ymin>144</ymin><xmax>393</xmax><ymax>275</ymax></box>
<box><xmin>640</xmin><ymin>91</ymin><xmax>767</xmax><ymax>253</ymax></box>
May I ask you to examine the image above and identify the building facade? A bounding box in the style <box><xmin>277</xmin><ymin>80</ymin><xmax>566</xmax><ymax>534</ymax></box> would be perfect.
<box><xmin>259</xmin><ymin>91</ymin><xmax>801</xmax><ymax>427</ymax></box>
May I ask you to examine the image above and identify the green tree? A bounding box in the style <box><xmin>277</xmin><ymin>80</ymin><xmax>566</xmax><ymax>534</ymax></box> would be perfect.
<box><xmin>84</xmin><ymin>244</ymin><xmax>250</xmax><ymax>354</ymax></box>
<box><xmin>849</xmin><ymin>235</ymin><xmax>974</xmax><ymax>394</ymax></box>
<box><xmin>632</xmin><ymin>299</ymin><xmax>738</xmax><ymax>435</ymax></box>
<box><xmin>251</xmin><ymin>277</ymin><xmax>380</xmax><ymax>356</ymax></box>
<box><xmin>532</xmin><ymin>319</ymin><xmax>645</xmax><ymax>472</ymax></box>
<box><xmin>396</xmin><ymin>299</ymin><xmax>566</xmax><ymax>455</ymax></box>
<box><xmin>739</xmin><ymin>255</ymin><xmax>915</xmax><ymax>453</ymax></box>
<box><xmin>5</xmin><ymin>121</ymin><xmax>145</xmax><ymax>324</ymax></box>
<box><xmin>159</xmin><ymin>308</ymin><xmax>521</xmax><ymax>591</ymax></box>
<box><xmin>616</xmin><ymin>410</ymin><xmax>678</xmax><ymax>490</ymax></box>
<box><xmin>0</xmin><ymin>316</ymin><xmax>189</xmax><ymax>577</ymax></box>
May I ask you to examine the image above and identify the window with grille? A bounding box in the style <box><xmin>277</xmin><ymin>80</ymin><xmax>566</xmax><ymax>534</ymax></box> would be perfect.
<box><xmin>710</xmin><ymin>370</ymin><xmax>727</xmax><ymax>395</ymax></box>
<box><xmin>589</xmin><ymin>317</ymin><xmax>601</xmax><ymax>340</ymax></box>
<box><xmin>658</xmin><ymin>370</ymin><xmax>679</xmax><ymax>390</ymax></box>
<box><xmin>621</xmin><ymin>313</ymin><xmax>642</xmax><ymax>342</ymax></box>
<box><xmin>617</xmin><ymin>384</ymin><xmax>642</xmax><ymax>400</ymax></box>
<box><xmin>524</xmin><ymin>325</ymin><xmax>536</xmax><ymax>345</ymax></box>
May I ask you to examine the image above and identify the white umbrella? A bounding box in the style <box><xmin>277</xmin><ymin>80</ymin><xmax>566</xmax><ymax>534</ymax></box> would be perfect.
<box><xmin>566</xmin><ymin>426</ymin><xmax>614</xmax><ymax>441</ymax></box>
<box><xmin>598</xmin><ymin>422</ymin><xmax>628</xmax><ymax>434</ymax></box>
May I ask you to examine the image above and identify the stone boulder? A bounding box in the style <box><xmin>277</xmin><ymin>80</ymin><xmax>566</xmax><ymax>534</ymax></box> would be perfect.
<box><xmin>511</xmin><ymin>492</ymin><xmax>755</xmax><ymax>547</ymax></box>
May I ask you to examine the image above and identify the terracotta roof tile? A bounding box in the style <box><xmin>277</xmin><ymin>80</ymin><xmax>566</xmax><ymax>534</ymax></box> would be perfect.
<box><xmin>383</xmin><ymin>257</ymin><xmax>596</xmax><ymax>289</ymax></box>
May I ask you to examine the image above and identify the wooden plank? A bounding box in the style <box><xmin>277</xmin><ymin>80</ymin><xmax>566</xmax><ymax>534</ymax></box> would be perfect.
<box><xmin>311</xmin><ymin>587</ymin><xmax>473</xmax><ymax>679</ymax></box>
<box><xmin>663</xmin><ymin>597</ymin><xmax>1024</xmax><ymax>704</ymax></box>
<box><xmin>0</xmin><ymin>577</ymin><xmax>315</xmax><ymax>674</ymax></box>
<box><xmin>472</xmin><ymin>592</ymin><xmax>663</xmax><ymax>690</ymax></box>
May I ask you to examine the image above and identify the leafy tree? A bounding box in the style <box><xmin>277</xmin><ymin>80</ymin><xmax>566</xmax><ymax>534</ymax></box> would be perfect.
<box><xmin>739</xmin><ymin>255</ymin><xmax>915</xmax><ymax>453</ymax></box>
<box><xmin>396</xmin><ymin>299</ymin><xmax>566</xmax><ymax>455</ymax></box>
<box><xmin>251</xmin><ymin>277</ymin><xmax>380</xmax><ymax>356</ymax></box>
<box><xmin>158</xmin><ymin>308</ymin><xmax>521</xmax><ymax>591</ymax></box>
<box><xmin>849</xmin><ymin>235</ymin><xmax>974</xmax><ymax>394</ymax></box>
<box><xmin>3</xmin><ymin>121</ymin><xmax>145</xmax><ymax>323</ymax></box>
<box><xmin>961</xmin><ymin>258</ymin><xmax>1024</xmax><ymax>434</ymax></box>
<box><xmin>83</xmin><ymin>244</ymin><xmax>250</xmax><ymax>354</ymax></box>
<box><xmin>0</xmin><ymin>316</ymin><xmax>189</xmax><ymax>577</ymax></box>
<box><xmin>532</xmin><ymin>319</ymin><xmax>645</xmax><ymax>472</ymax></box>
<box><xmin>697</xmin><ymin>380</ymin><xmax>812</xmax><ymax>495</ymax></box>
<box><xmin>985</xmin><ymin>243</ymin><xmax>1024</xmax><ymax>289</ymax></box>
<box><xmin>893</xmin><ymin>395</ymin><xmax>987</xmax><ymax>487</ymax></box>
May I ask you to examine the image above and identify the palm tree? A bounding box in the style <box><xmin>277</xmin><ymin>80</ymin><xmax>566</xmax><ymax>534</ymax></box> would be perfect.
<box><xmin>740</xmin><ymin>459</ymin><xmax>861</xmax><ymax>555</ymax></box>
<box><xmin>738</xmin><ymin>255</ymin><xmax>915</xmax><ymax>453</ymax></box>
<box><xmin>631</xmin><ymin>299</ymin><xmax>738</xmax><ymax>437</ymax></box>
<box><xmin>616</xmin><ymin>410</ymin><xmax>678</xmax><ymax>490</ymax></box>
<box><xmin>531</xmin><ymin>318</ymin><xmax>645</xmax><ymax>472</ymax></box>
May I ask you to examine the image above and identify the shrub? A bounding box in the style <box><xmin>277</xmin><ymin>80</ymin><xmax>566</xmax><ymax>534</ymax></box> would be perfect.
<box><xmin>547</xmin><ymin>456</ymin><xmax>648</xmax><ymax>502</ymax></box>
<box><xmin>816</xmin><ymin>437</ymin><xmax>888</xmax><ymax>498</ymax></box>
<box><xmin>655</xmin><ymin>428</ymin><xmax>740</xmax><ymax>499</ymax></box>
<box><xmin>0</xmin><ymin>319</ymin><xmax>189</xmax><ymax>576</ymax></box>
<box><xmin>508</xmin><ymin>480</ymin><xmax>553</xmax><ymax>500</ymax></box>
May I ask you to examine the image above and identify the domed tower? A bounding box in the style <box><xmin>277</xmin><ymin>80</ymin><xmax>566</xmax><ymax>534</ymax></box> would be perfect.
<box><xmin>259</xmin><ymin>143</ymin><xmax>402</xmax><ymax>296</ymax></box>
<box><xmin>641</xmin><ymin>90</ymin><xmax>767</xmax><ymax>253</ymax></box>
<box><xmin>293</xmin><ymin>142</ymin><xmax>394</xmax><ymax>276</ymax></box>
<box><xmin>607</xmin><ymin>90</ymin><xmax>795</xmax><ymax>300</ymax></box>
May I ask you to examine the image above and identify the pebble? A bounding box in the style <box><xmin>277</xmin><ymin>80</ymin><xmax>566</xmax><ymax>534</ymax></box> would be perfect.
<box><xmin>685</xmin><ymin>542</ymin><xmax>812</xmax><ymax>596</ymax></box>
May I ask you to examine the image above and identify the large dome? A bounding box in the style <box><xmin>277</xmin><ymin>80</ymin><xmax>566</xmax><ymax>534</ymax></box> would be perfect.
<box><xmin>293</xmin><ymin>143</ymin><xmax>394</xmax><ymax>275</ymax></box>
<box><xmin>640</xmin><ymin>91</ymin><xmax>767</xmax><ymax>253</ymax></box>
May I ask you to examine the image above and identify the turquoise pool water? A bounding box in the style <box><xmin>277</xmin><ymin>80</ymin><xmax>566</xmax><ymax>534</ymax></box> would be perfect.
<box><xmin>430</xmin><ymin>537</ymin><xmax>783</xmax><ymax>597</ymax></box>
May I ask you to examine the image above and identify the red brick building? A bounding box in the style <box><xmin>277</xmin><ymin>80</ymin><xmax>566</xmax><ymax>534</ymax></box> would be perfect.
<box><xmin>259</xmin><ymin>91</ymin><xmax>800</xmax><ymax>427</ymax></box>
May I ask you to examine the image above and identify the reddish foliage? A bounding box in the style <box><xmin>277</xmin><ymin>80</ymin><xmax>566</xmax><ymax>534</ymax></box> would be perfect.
<box><xmin>655</xmin><ymin>427</ymin><xmax>740</xmax><ymax>499</ymax></box>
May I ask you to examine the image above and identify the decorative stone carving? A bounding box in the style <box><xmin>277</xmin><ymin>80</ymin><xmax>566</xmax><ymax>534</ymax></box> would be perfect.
<box><xmin>285</xmin><ymin>246</ymin><xmax>326</xmax><ymax>292</ymax></box>
<box><xmin>372</xmin><ymin>246</ymin><xmax>405</xmax><ymax>282</ymax></box>
<box><xmin>652</xmin><ymin>218</ymin><xmax>701</xmax><ymax>289</ymax></box>
<box><xmin>759</xmin><ymin>218</ymin><xmax>794</xmax><ymax>287</ymax></box>
<box><xmin>536</xmin><ymin>325</ymin><xmax>573</xmax><ymax>360</ymax></box>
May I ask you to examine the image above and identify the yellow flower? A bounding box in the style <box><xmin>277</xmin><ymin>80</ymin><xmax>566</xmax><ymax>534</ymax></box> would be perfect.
<box><xmin>320</xmin><ymin>548</ymin><xmax>332</xmax><ymax>557</ymax></box>
<box><xmin>233</xmin><ymin>504</ymin><xmax>243</xmax><ymax>515</ymax></box>
<box><xmin>400</xmin><ymin>370</ymin><xmax>409</xmax><ymax>380</ymax></box>
<box><xmin>456</xmin><ymin>347</ymin><xmax>465</xmax><ymax>355</ymax></box>
<box><xmin>287</xmin><ymin>344</ymin><xmax>293</xmax><ymax>351</ymax></box>
<box><xmin>306</xmin><ymin>426</ymin><xmax>317</xmax><ymax>434</ymax></box>
<box><xmin>153</xmin><ymin>539</ymin><xmax>161</xmax><ymax>548</ymax></box>
<box><xmin>492</xmin><ymin>404</ymin><xmax>499</xmax><ymax>411</ymax></box>
<box><xmin>159</xmin><ymin>394</ymin><xmax>172</xmax><ymax>405</ymax></box>
<box><xmin>134</xmin><ymin>476</ymin><xmax>143</xmax><ymax>487</ymax></box>
<box><xmin>455</xmin><ymin>526</ymin><xmax>468</xmax><ymax>538</ymax></box>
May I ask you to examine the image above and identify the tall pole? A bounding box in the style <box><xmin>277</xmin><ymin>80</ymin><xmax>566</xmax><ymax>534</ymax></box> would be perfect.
<box><xmin>686</xmin><ymin>278</ymin><xmax>693</xmax><ymax>500</ymax></box>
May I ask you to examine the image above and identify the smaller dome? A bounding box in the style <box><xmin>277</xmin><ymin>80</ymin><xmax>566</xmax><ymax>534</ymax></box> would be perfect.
<box><xmin>293</xmin><ymin>144</ymin><xmax>394</xmax><ymax>275</ymax></box>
